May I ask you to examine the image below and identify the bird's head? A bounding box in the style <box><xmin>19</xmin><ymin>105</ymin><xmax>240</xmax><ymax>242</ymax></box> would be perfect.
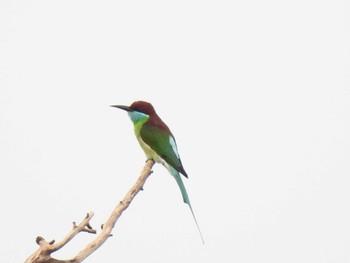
<box><xmin>111</xmin><ymin>101</ymin><xmax>156</xmax><ymax>122</ymax></box>
<box><xmin>111</xmin><ymin>100</ymin><xmax>155</xmax><ymax>114</ymax></box>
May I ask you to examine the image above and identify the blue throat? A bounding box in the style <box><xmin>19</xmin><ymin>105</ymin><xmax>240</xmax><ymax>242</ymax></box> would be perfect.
<box><xmin>128</xmin><ymin>111</ymin><xmax>149</xmax><ymax>123</ymax></box>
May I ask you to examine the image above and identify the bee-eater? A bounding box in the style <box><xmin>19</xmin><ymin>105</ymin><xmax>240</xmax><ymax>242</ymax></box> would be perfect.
<box><xmin>111</xmin><ymin>100</ymin><xmax>204</xmax><ymax>243</ymax></box>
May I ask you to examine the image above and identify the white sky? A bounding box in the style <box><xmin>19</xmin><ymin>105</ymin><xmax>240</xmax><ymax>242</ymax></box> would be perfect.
<box><xmin>1</xmin><ymin>1</ymin><xmax>350</xmax><ymax>262</ymax></box>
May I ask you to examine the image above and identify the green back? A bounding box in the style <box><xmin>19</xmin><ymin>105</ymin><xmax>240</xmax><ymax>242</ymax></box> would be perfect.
<box><xmin>140</xmin><ymin>124</ymin><xmax>187</xmax><ymax>176</ymax></box>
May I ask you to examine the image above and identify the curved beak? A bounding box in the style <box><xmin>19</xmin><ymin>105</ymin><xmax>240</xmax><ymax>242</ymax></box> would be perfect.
<box><xmin>110</xmin><ymin>105</ymin><xmax>132</xmax><ymax>112</ymax></box>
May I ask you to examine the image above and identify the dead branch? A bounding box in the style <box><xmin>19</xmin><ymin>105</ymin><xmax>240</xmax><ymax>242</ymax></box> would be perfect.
<box><xmin>25</xmin><ymin>159</ymin><xmax>155</xmax><ymax>263</ymax></box>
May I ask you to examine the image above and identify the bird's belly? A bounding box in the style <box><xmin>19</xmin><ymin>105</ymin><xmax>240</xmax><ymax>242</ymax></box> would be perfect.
<box><xmin>136</xmin><ymin>136</ymin><xmax>167</xmax><ymax>166</ymax></box>
<box><xmin>137</xmin><ymin>136</ymin><xmax>158</xmax><ymax>159</ymax></box>
<box><xmin>133</xmin><ymin>123</ymin><xmax>169</xmax><ymax>168</ymax></box>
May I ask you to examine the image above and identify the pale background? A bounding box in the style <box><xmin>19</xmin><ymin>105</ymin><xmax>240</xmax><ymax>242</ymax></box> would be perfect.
<box><xmin>1</xmin><ymin>1</ymin><xmax>350</xmax><ymax>262</ymax></box>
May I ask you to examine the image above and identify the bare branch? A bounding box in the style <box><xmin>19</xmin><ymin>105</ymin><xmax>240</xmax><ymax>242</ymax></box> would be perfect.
<box><xmin>25</xmin><ymin>212</ymin><xmax>96</xmax><ymax>263</ymax></box>
<box><xmin>25</xmin><ymin>159</ymin><xmax>155</xmax><ymax>263</ymax></box>
<box><xmin>73</xmin><ymin>159</ymin><xmax>154</xmax><ymax>262</ymax></box>
<box><xmin>49</xmin><ymin>212</ymin><xmax>96</xmax><ymax>253</ymax></box>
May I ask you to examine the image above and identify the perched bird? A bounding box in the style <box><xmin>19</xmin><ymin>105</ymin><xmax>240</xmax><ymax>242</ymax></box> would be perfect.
<box><xmin>111</xmin><ymin>100</ymin><xmax>204</xmax><ymax>243</ymax></box>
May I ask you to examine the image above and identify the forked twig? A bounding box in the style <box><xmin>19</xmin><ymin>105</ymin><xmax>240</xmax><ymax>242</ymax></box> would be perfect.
<box><xmin>25</xmin><ymin>159</ymin><xmax>155</xmax><ymax>263</ymax></box>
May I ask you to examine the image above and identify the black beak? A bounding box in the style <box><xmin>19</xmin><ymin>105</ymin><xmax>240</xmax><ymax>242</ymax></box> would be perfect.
<box><xmin>110</xmin><ymin>105</ymin><xmax>132</xmax><ymax>112</ymax></box>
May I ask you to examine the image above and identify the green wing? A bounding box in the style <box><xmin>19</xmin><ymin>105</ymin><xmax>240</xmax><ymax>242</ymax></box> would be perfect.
<box><xmin>140</xmin><ymin>124</ymin><xmax>188</xmax><ymax>177</ymax></box>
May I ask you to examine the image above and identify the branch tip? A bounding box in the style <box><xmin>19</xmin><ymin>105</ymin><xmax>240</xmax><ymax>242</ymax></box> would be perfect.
<box><xmin>35</xmin><ymin>236</ymin><xmax>44</xmax><ymax>245</ymax></box>
<box><xmin>82</xmin><ymin>227</ymin><xmax>97</xmax><ymax>234</ymax></box>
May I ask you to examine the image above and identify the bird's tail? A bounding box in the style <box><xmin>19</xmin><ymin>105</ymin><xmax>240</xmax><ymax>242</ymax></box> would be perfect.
<box><xmin>168</xmin><ymin>166</ymin><xmax>205</xmax><ymax>244</ymax></box>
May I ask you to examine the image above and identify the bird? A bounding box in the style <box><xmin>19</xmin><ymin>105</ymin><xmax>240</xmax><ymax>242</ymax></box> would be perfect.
<box><xmin>111</xmin><ymin>100</ymin><xmax>204</xmax><ymax>243</ymax></box>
